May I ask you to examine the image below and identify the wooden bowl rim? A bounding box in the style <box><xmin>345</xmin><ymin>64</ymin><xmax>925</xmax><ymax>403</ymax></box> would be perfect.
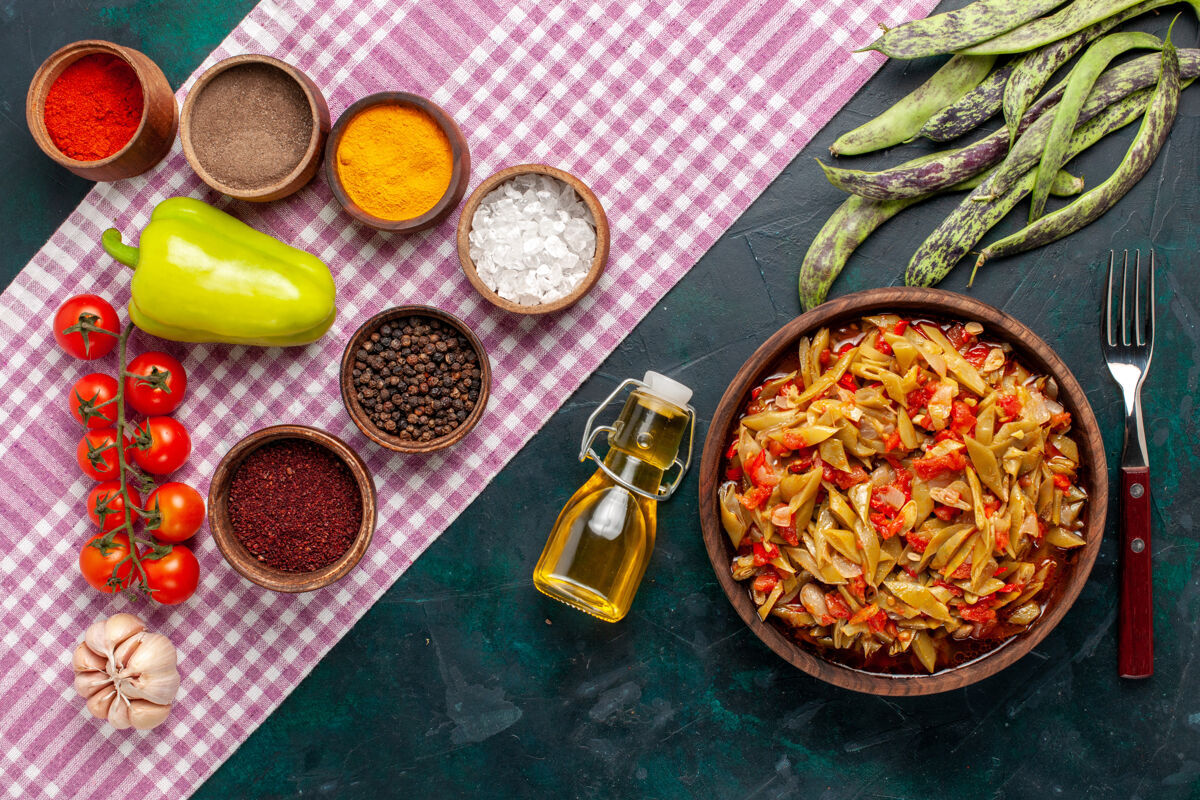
<box><xmin>324</xmin><ymin>91</ymin><xmax>471</xmax><ymax>232</ymax></box>
<box><xmin>26</xmin><ymin>39</ymin><xmax>158</xmax><ymax>168</ymax></box>
<box><xmin>207</xmin><ymin>424</ymin><xmax>378</xmax><ymax>593</ymax></box>
<box><xmin>180</xmin><ymin>54</ymin><xmax>328</xmax><ymax>201</ymax></box>
<box><xmin>339</xmin><ymin>305</ymin><xmax>492</xmax><ymax>454</ymax></box>
<box><xmin>697</xmin><ymin>286</ymin><xmax>1108</xmax><ymax>696</ymax></box>
<box><xmin>455</xmin><ymin>163</ymin><xmax>610</xmax><ymax>316</ymax></box>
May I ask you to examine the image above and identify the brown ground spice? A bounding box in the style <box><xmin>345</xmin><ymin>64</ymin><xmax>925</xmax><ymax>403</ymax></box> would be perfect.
<box><xmin>228</xmin><ymin>439</ymin><xmax>362</xmax><ymax>572</ymax></box>
<box><xmin>188</xmin><ymin>62</ymin><xmax>313</xmax><ymax>189</ymax></box>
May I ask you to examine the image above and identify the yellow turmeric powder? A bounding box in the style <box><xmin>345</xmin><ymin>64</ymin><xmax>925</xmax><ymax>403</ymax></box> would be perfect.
<box><xmin>335</xmin><ymin>103</ymin><xmax>453</xmax><ymax>221</ymax></box>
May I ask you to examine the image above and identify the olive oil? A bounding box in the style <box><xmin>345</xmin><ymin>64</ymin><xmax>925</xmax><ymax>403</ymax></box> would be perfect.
<box><xmin>533</xmin><ymin>373</ymin><xmax>693</xmax><ymax>622</ymax></box>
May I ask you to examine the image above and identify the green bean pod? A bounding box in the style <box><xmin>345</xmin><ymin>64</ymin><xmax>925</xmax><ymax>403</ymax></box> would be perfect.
<box><xmin>977</xmin><ymin>37</ymin><xmax>1181</xmax><ymax>269</ymax></box>
<box><xmin>1030</xmin><ymin>31</ymin><xmax>1162</xmax><ymax>221</ymax></box>
<box><xmin>1050</xmin><ymin>171</ymin><xmax>1087</xmax><ymax>196</ymax></box>
<box><xmin>831</xmin><ymin>55</ymin><xmax>996</xmax><ymax>156</ymax></box>
<box><xmin>973</xmin><ymin>49</ymin><xmax>1198</xmax><ymax>201</ymax></box>
<box><xmin>905</xmin><ymin>86</ymin><xmax>1157</xmax><ymax>287</ymax></box>
<box><xmin>961</xmin><ymin>0</ymin><xmax>1159</xmax><ymax>55</ymax></box>
<box><xmin>818</xmin><ymin>139</ymin><xmax>1003</xmax><ymax>201</ymax></box>
<box><xmin>921</xmin><ymin>64</ymin><xmax>1014</xmax><ymax>142</ymax></box>
<box><xmin>1000</xmin><ymin>0</ymin><xmax>1194</xmax><ymax>145</ymax></box>
<box><xmin>799</xmin><ymin>166</ymin><xmax>1082</xmax><ymax>309</ymax></box>
<box><xmin>818</xmin><ymin>49</ymin><xmax>1191</xmax><ymax>201</ymax></box>
<box><xmin>1003</xmin><ymin>11</ymin><xmax>1127</xmax><ymax>145</ymax></box>
<box><xmin>799</xmin><ymin>196</ymin><xmax>917</xmax><ymax>310</ymax></box>
<box><xmin>861</xmin><ymin>0</ymin><xmax>1065</xmax><ymax>60</ymax></box>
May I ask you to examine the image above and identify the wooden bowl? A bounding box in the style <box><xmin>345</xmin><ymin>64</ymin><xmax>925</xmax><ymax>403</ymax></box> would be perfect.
<box><xmin>456</xmin><ymin>164</ymin><xmax>610</xmax><ymax>315</ymax></box>
<box><xmin>340</xmin><ymin>305</ymin><xmax>491</xmax><ymax>454</ymax></box>
<box><xmin>208</xmin><ymin>425</ymin><xmax>377</xmax><ymax>593</ymax></box>
<box><xmin>698</xmin><ymin>287</ymin><xmax>1108</xmax><ymax>696</ymax></box>
<box><xmin>25</xmin><ymin>40</ymin><xmax>177</xmax><ymax>181</ymax></box>
<box><xmin>325</xmin><ymin>92</ymin><xmax>470</xmax><ymax>232</ymax></box>
<box><xmin>180</xmin><ymin>54</ymin><xmax>330</xmax><ymax>202</ymax></box>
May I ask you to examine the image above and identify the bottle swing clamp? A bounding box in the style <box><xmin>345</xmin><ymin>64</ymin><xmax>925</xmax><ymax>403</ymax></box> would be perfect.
<box><xmin>577</xmin><ymin>374</ymin><xmax>697</xmax><ymax>502</ymax></box>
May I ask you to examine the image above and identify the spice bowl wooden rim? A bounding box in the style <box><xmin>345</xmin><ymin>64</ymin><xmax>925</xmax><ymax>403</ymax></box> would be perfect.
<box><xmin>340</xmin><ymin>305</ymin><xmax>491</xmax><ymax>454</ymax></box>
<box><xmin>25</xmin><ymin>39</ymin><xmax>178</xmax><ymax>181</ymax></box>
<box><xmin>456</xmin><ymin>164</ymin><xmax>610</xmax><ymax>316</ymax></box>
<box><xmin>208</xmin><ymin>425</ymin><xmax>378</xmax><ymax>593</ymax></box>
<box><xmin>180</xmin><ymin>54</ymin><xmax>331</xmax><ymax>203</ymax></box>
<box><xmin>697</xmin><ymin>287</ymin><xmax>1108</xmax><ymax>696</ymax></box>
<box><xmin>325</xmin><ymin>92</ymin><xmax>471</xmax><ymax>232</ymax></box>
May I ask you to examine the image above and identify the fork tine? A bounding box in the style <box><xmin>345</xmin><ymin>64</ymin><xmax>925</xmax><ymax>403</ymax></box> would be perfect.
<box><xmin>1148</xmin><ymin>251</ymin><xmax>1156</xmax><ymax>347</ymax></box>
<box><xmin>1106</xmin><ymin>251</ymin><xmax>1116</xmax><ymax>347</ymax></box>
<box><xmin>1121</xmin><ymin>250</ymin><xmax>1130</xmax><ymax>347</ymax></box>
<box><xmin>1134</xmin><ymin>250</ymin><xmax>1143</xmax><ymax>346</ymax></box>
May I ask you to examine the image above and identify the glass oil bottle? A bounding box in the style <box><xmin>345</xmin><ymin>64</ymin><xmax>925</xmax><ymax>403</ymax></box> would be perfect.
<box><xmin>533</xmin><ymin>371</ymin><xmax>695</xmax><ymax>622</ymax></box>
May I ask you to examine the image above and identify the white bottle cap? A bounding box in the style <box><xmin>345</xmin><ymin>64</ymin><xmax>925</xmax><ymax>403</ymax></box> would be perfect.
<box><xmin>642</xmin><ymin>371</ymin><xmax>693</xmax><ymax>409</ymax></box>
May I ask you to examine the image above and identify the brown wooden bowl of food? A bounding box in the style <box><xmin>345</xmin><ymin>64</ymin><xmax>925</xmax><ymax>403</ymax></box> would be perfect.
<box><xmin>698</xmin><ymin>287</ymin><xmax>1107</xmax><ymax>695</ymax></box>
<box><xmin>340</xmin><ymin>305</ymin><xmax>491</xmax><ymax>454</ymax></box>
<box><xmin>208</xmin><ymin>425</ymin><xmax>377</xmax><ymax>593</ymax></box>
<box><xmin>325</xmin><ymin>92</ymin><xmax>470</xmax><ymax>232</ymax></box>
<box><xmin>26</xmin><ymin>39</ymin><xmax>178</xmax><ymax>181</ymax></box>
<box><xmin>180</xmin><ymin>54</ymin><xmax>331</xmax><ymax>202</ymax></box>
<box><xmin>456</xmin><ymin>164</ymin><xmax>609</xmax><ymax>315</ymax></box>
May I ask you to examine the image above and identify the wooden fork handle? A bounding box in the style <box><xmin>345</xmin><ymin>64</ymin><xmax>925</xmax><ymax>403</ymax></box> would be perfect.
<box><xmin>1119</xmin><ymin>466</ymin><xmax>1153</xmax><ymax>678</ymax></box>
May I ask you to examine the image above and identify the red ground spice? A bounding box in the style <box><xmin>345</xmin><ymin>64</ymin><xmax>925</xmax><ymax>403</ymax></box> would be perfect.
<box><xmin>43</xmin><ymin>53</ymin><xmax>144</xmax><ymax>161</ymax></box>
<box><xmin>228</xmin><ymin>439</ymin><xmax>363</xmax><ymax>572</ymax></box>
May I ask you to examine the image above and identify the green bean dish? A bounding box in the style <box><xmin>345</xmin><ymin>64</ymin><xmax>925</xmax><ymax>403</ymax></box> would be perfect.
<box><xmin>718</xmin><ymin>314</ymin><xmax>1088</xmax><ymax>674</ymax></box>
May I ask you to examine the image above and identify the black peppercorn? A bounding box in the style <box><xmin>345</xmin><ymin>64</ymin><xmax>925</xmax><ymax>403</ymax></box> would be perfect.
<box><xmin>353</xmin><ymin>314</ymin><xmax>482</xmax><ymax>442</ymax></box>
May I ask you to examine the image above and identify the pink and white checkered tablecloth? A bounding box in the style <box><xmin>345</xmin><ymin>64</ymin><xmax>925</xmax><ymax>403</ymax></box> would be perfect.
<box><xmin>0</xmin><ymin>0</ymin><xmax>936</xmax><ymax>796</ymax></box>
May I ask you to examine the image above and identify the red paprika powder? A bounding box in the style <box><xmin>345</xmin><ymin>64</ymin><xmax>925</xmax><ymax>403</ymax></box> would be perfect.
<box><xmin>43</xmin><ymin>54</ymin><xmax>144</xmax><ymax>161</ymax></box>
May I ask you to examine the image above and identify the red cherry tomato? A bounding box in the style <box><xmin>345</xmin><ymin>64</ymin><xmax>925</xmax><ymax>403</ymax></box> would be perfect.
<box><xmin>77</xmin><ymin>428</ymin><xmax>130</xmax><ymax>481</ymax></box>
<box><xmin>69</xmin><ymin>373</ymin><xmax>119</xmax><ymax>429</ymax></box>
<box><xmin>53</xmin><ymin>295</ymin><xmax>119</xmax><ymax>360</ymax></box>
<box><xmin>125</xmin><ymin>352</ymin><xmax>188</xmax><ymax>415</ymax></box>
<box><xmin>86</xmin><ymin>480</ymin><xmax>142</xmax><ymax>531</ymax></box>
<box><xmin>130</xmin><ymin>417</ymin><xmax>191</xmax><ymax>475</ymax></box>
<box><xmin>142</xmin><ymin>545</ymin><xmax>200</xmax><ymax>604</ymax></box>
<box><xmin>79</xmin><ymin>533</ymin><xmax>134</xmax><ymax>593</ymax></box>
<box><xmin>146</xmin><ymin>482</ymin><xmax>205</xmax><ymax>543</ymax></box>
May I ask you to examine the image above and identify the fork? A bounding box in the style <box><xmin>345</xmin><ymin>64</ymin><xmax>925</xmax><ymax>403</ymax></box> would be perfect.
<box><xmin>1101</xmin><ymin>250</ymin><xmax>1156</xmax><ymax>679</ymax></box>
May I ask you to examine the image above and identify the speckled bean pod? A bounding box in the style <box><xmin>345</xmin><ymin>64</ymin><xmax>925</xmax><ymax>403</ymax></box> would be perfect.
<box><xmin>798</xmin><ymin>166</ymin><xmax>1082</xmax><ymax>309</ymax></box>
<box><xmin>831</xmin><ymin>55</ymin><xmax>996</xmax><ymax>156</ymax></box>
<box><xmin>825</xmin><ymin>49</ymin><xmax>1199</xmax><ymax>202</ymax></box>
<box><xmin>862</xmin><ymin>0</ymin><xmax>1064</xmax><ymax>60</ymax></box>
<box><xmin>977</xmin><ymin>39</ymin><xmax>1181</xmax><ymax>268</ymax></box>
<box><xmin>819</xmin><ymin>123</ymin><xmax>1024</xmax><ymax>202</ymax></box>
<box><xmin>1030</xmin><ymin>31</ymin><xmax>1162</xmax><ymax>221</ymax></box>
<box><xmin>961</xmin><ymin>0</ymin><xmax>1173</xmax><ymax>55</ymax></box>
<box><xmin>971</xmin><ymin>49</ymin><xmax>1199</xmax><ymax>201</ymax></box>
<box><xmin>920</xmin><ymin>63</ymin><xmax>1015</xmax><ymax>142</ymax></box>
<box><xmin>999</xmin><ymin>0</ymin><xmax>1197</xmax><ymax>146</ymax></box>
<box><xmin>798</xmin><ymin>195</ymin><xmax>917</xmax><ymax>311</ymax></box>
<box><xmin>905</xmin><ymin>86</ymin><xmax>1160</xmax><ymax>287</ymax></box>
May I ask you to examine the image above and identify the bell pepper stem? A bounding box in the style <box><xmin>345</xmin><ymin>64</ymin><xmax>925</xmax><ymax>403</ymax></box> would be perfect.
<box><xmin>102</xmin><ymin>229</ymin><xmax>139</xmax><ymax>269</ymax></box>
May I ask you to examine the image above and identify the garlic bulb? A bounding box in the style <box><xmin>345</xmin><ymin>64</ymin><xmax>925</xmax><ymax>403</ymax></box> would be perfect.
<box><xmin>71</xmin><ymin>613</ymin><xmax>180</xmax><ymax>731</ymax></box>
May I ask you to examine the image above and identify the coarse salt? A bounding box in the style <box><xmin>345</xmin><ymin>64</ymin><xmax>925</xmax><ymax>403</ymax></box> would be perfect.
<box><xmin>468</xmin><ymin>173</ymin><xmax>597</xmax><ymax>306</ymax></box>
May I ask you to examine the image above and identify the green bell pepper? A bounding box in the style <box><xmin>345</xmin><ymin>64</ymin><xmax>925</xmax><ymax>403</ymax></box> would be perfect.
<box><xmin>101</xmin><ymin>197</ymin><xmax>336</xmax><ymax>346</ymax></box>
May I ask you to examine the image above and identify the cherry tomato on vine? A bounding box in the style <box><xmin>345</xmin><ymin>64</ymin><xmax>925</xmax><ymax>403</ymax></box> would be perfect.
<box><xmin>53</xmin><ymin>295</ymin><xmax>119</xmax><ymax>360</ymax></box>
<box><xmin>125</xmin><ymin>352</ymin><xmax>187</xmax><ymax>415</ymax></box>
<box><xmin>69</xmin><ymin>373</ymin><xmax>119</xmax><ymax>429</ymax></box>
<box><xmin>145</xmin><ymin>482</ymin><xmax>204</xmax><ymax>543</ymax></box>
<box><xmin>79</xmin><ymin>533</ymin><xmax>134</xmax><ymax>593</ymax></box>
<box><xmin>77</xmin><ymin>428</ymin><xmax>131</xmax><ymax>481</ymax></box>
<box><xmin>142</xmin><ymin>545</ymin><xmax>200</xmax><ymax>604</ymax></box>
<box><xmin>130</xmin><ymin>417</ymin><xmax>191</xmax><ymax>475</ymax></box>
<box><xmin>86</xmin><ymin>480</ymin><xmax>142</xmax><ymax>531</ymax></box>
